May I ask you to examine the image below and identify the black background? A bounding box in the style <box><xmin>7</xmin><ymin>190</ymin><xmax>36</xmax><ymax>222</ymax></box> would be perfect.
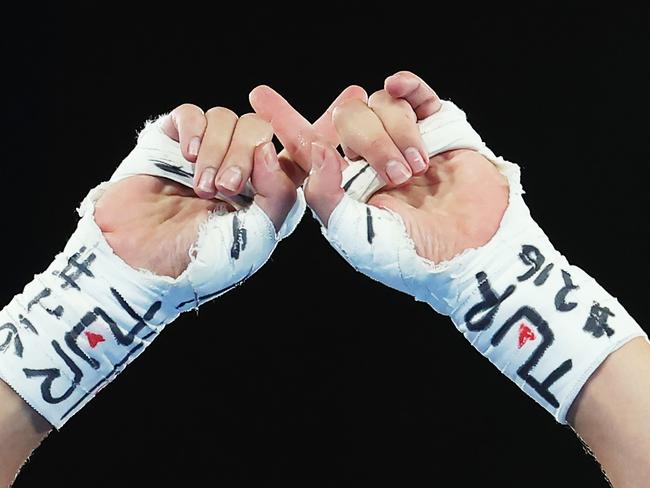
<box><xmin>2</xmin><ymin>4</ymin><xmax>648</xmax><ymax>487</ymax></box>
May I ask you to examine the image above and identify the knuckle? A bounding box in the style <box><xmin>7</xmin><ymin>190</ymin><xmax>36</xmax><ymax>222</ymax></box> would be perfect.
<box><xmin>395</xmin><ymin>97</ymin><xmax>414</xmax><ymax>112</ymax></box>
<box><xmin>239</xmin><ymin>112</ymin><xmax>264</xmax><ymax>124</ymax></box>
<box><xmin>400</xmin><ymin>103</ymin><xmax>418</xmax><ymax>124</ymax></box>
<box><xmin>372</xmin><ymin>96</ymin><xmax>416</xmax><ymax>123</ymax></box>
<box><xmin>368</xmin><ymin>89</ymin><xmax>391</xmax><ymax>107</ymax></box>
<box><xmin>174</xmin><ymin>103</ymin><xmax>204</xmax><ymax>117</ymax></box>
<box><xmin>332</xmin><ymin>98</ymin><xmax>366</xmax><ymax>123</ymax></box>
<box><xmin>368</xmin><ymin>136</ymin><xmax>394</xmax><ymax>154</ymax></box>
<box><xmin>205</xmin><ymin>106</ymin><xmax>238</xmax><ymax>123</ymax></box>
<box><xmin>382</xmin><ymin>97</ymin><xmax>417</xmax><ymax>124</ymax></box>
<box><xmin>394</xmin><ymin>69</ymin><xmax>416</xmax><ymax>78</ymax></box>
<box><xmin>239</xmin><ymin>112</ymin><xmax>272</xmax><ymax>134</ymax></box>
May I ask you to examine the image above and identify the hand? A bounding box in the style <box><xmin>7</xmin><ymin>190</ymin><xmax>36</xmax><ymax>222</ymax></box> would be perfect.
<box><xmin>253</xmin><ymin>71</ymin><xmax>510</xmax><ymax>263</ymax></box>
<box><xmin>93</xmin><ymin>104</ymin><xmax>296</xmax><ymax>278</ymax></box>
<box><xmin>93</xmin><ymin>85</ymin><xmax>367</xmax><ymax>279</ymax></box>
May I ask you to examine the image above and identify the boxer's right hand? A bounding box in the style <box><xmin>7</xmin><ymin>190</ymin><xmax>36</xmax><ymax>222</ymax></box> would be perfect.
<box><xmin>251</xmin><ymin>72</ymin><xmax>509</xmax><ymax>264</ymax></box>
<box><xmin>253</xmin><ymin>72</ymin><xmax>648</xmax><ymax>427</ymax></box>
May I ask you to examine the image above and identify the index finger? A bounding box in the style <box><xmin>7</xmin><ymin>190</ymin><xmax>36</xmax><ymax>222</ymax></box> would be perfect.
<box><xmin>249</xmin><ymin>85</ymin><xmax>367</xmax><ymax>173</ymax></box>
<box><xmin>312</xmin><ymin>85</ymin><xmax>368</xmax><ymax>142</ymax></box>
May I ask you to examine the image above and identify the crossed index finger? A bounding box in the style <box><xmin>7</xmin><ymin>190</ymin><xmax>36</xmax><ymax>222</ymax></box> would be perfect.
<box><xmin>249</xmin><ymin>84</ymin><xmax>367</xmax><ymax>178</ymax></box>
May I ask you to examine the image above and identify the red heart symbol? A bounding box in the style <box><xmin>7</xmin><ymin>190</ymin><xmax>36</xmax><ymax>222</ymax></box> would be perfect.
<box><xmin>85</xmin><ymin>331</ymin><xmax>105</xmax><ymax>349</ymax></box>
<box><xmin>518</xmin><ymin>324</ymin><xmax>536</xmax><ymax>349</ymax></box>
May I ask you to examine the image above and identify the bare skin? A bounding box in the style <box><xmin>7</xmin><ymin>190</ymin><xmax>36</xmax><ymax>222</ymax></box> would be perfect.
<box><xmin>251</xmin><ymin>71</ymin><xmax>650</xmax><ymax>487</ymax></box>
<box><xmin>368</xmin><ymin>149</ymin><xmax>509</xmax><ymax>263</ymax></box>
<box><xmin>0</xmin><ymin>85</ymin><xmax>366</xmax><ymax>486</ymax></box>
<box><xmin>570</xmin><ymin>337</ymin><xmax>650</xmax><ymax>487</ymax></box>
<box><xmin>0</xmin><ymin>380</ymin><xmax>51</xmax><ymax>487</ymax></box>
<box><xmin>1</xmin><ymin>74</ymin><xmax>648</xmax><ymax>486</ymax></box>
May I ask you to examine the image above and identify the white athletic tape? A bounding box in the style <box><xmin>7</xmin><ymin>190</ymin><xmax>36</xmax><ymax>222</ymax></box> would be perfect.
<box><xmin>0</xmin><ymin>116</ymin><xmax>305</xmax><ymax>428</ymax></box>
<box><xmin>322</xmin><ymin>101</ymin><xmax>647</xmax><ymax>423</ymax></box>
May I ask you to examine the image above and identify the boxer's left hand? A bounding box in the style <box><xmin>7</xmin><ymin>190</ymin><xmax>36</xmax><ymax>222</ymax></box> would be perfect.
<box><xmin>94</xmin><ymin>105</ymin><xmax>296</xmax><ymax>278</ymax></box>
<box><xmin>95</xmin><ymin>85</ymin><xmax>367</xmax><ymax>279</ymax></box>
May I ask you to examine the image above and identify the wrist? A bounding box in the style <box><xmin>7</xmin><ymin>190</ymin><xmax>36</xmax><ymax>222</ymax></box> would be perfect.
<box><xmin>0</xmin><ymin>378</ymin><xmax>50</xmax><ymax>429</ymax></box>
<box><xmin>0</xmin><ymin>207</ymin><xmax>178</xmax><ymax>428</ymax></box>
<box><xmin>0</xmin><ymin>378</ymin><xmax>50</xmax><ymax>486</ymax></box>
<box><xmin>569</xmin><ymin>337</ymin><xmax>650</xmax><ymax>485</ymax></box>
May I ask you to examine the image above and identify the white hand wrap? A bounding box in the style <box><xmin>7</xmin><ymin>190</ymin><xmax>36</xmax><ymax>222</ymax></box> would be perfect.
<box><xmin>0</xmin><ymin>117</ymin><xmax>305</xmax><ymax>428</ymax></box>
<box><xmin>322</xmin><ymin>101</ymin><xmax>647</xmax><ymax>423</ymax></box>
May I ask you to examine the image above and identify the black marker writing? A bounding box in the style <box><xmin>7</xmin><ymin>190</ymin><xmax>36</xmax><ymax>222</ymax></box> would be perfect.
<box><xmin>0</xmin><ymin>323</ymin><xmax>24</xmax><ymax>357</ymax></box>
<box><xmin>52</xmin><ymin>246</ymin><xmax>96</xmax><ymax>290</ymax></box>
<box><xmin>27</xmin><ymin>288</ymin><xmax>63</xmax><ymax>318</ymax></box>
<box><xmin>366</xmin><ymin>207</ymin><xmax>375</xmax><ymax>244</ymax></box>
<box><xmin>555</xmin><ymin>270</ymin><xmax>578</xmax><ymax>312</ymax></box>
<box><xmin>584</xmin><ymin>303</ymin><xmax>615</xmax><ymax>338</ymax></box>
<box><xmin>465</xmin><ymin>272</ymin><xmax>516</xmax><ymax>332</ymax></box>
<box><xmin>24</xmin><ymin>340</ymin><xmax>83</xmax><ymax>404</ymax></box>
<box><xmin>517</xmin><ymin>244</ymin><xmax>554</xmax><ymax>285</ymax></box>
<box><xmin>230</xmin><ymin>214</ymin><xmax>247</xmax><ymax>260</ymax></box>
<box><xmin>491</xmin><ymin>306</ymin><xmax>572</xmax><ymax>408</ymax></box>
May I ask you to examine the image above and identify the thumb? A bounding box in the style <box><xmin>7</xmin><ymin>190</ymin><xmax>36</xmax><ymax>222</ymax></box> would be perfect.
<box><xmin>252</xmin><ymin>141</ymin><xmax>297</xmax><ymax>231</ymax></box>
<box><xmin>304</xmin><ymin>142</ymin><xmax>345</xmax><ymax>226</ymax></box>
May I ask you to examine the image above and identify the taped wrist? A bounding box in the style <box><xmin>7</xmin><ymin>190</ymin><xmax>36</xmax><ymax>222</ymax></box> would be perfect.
<box><xmin>322</xmin><ymin>101</ymin><xmax>647</xmax><ymax>423</ymax></box>
<box><xmin>0</xmin><ymin>116</ymin><xmax>305</xmax><ymax>428</ymax></box>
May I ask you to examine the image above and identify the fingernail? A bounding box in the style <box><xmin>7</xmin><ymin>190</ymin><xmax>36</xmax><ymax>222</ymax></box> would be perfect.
<box><xmin>385</xmin><ymin>160</ymin><xmax>412</xmax><ymax>185</ymax></box>
<box><xmin>262</xmin><ymin>142</ymin><xmax>280</xmax><ymax>171</ymax></box>
<box><xmin>198</xmin><ymin>167</ymin><xmax>217</xmax><ymax>193</ymax></box>
<box><xmin>311</xmin><ymin>142</ymin><xmax>326</xmax><ymax>171</ymax></box>
<box><xmin>218</xmin><ymin>167</ymin><xmax>242</xmax><ymax>192</ymax></box>
<box><xmin>404</xmin><ymin>147</ymin><xmax>427</xmax><ymax>173</ymax></box>
<box><xmin>189</xmin><ymin>137</ymin><xmax>201</xmax><ymax>157</ymax></box>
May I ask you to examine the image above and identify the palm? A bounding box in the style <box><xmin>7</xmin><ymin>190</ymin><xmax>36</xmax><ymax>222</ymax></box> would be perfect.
<box><xmin>94</xmin><ymin>176</ymin><xmax>221</xmax><ymax>278</ymax></box>
<box><xmin>369</xmin><ymin>149</ymin><xmax>509</xmax><ymax>263</ymax></box>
